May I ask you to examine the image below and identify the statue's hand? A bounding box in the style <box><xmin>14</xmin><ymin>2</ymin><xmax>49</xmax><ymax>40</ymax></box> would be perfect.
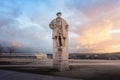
<box><xmin>50</xmin><ymin>24</ymin><xmax>56</xmax><ymax>29</ymax></box>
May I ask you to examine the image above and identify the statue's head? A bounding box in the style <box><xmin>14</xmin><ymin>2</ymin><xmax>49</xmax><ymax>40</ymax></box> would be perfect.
<box><xmin>56</xmin><ymin>12</ymin><xmax>62</xmax><ymax>18</ymax></box>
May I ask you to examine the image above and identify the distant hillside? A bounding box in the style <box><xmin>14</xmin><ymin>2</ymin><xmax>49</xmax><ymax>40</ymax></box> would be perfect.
<box><xmin>47</xmin><ymin>52</ymin><xmax>120</xmax><ymax>60</ymax></box>
<box><xmin>69</xmin><ymin>52</ymin><xmax>120</xmax><ymax>60</ymax></box>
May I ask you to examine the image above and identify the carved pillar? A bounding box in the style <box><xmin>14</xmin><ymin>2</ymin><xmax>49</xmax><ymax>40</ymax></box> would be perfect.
<box><xmin>53</xmin><ymin>33</ymin><xmax>69</xmax><ymax>71</ymax></box>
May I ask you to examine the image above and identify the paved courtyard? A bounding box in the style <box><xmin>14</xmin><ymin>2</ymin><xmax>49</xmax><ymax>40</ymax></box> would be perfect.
<box><xmin>1</xmin><ymin>58</ymin><xmax>120</xmax><ymax>80</ymax></box>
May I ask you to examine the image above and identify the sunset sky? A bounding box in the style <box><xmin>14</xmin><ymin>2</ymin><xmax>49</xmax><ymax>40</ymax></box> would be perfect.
<box><xmin>0</xmin><ymin>0</ymin><xmax>120</xmax><ymax>53</ymax></box>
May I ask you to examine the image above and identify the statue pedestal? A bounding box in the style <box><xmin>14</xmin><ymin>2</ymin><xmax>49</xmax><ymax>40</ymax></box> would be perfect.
<box><xmin>53</xmin><ymin>47</ymin><xmax>69</xmax><ymax>71</ymax></box>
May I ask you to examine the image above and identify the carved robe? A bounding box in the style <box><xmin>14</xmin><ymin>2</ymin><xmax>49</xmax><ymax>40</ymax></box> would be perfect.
<box><xmin>49</xmin><ymin>17</ymin><xmax>68</xmax><ymax>39</ymax></box>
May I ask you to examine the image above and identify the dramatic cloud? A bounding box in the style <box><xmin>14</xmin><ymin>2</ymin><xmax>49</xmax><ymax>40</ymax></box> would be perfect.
<box><xmin>0</xmin><ymin>0</ymin><xmax>120</xmax><ymax>53</ymax></box>
<box><xmin>71</xmin><ymin>0</ymin><xmax>120</xmax><ymax>53</ymax></box>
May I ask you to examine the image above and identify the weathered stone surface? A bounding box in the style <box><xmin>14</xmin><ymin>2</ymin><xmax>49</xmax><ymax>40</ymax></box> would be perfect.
<box><xmin>49</xmin><ymin>12</ymin><xmax>69</xmax><ymax>71</ymax></box>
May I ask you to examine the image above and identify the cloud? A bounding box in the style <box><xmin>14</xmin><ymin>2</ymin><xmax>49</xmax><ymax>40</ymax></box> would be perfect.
<box><xmin>0</xmin><ymin>0</ymin><xmax>120</xmax><ymax>53</ymax></box>
<box><xmin>0</xmin><ymin>0</ymin><xmax>53</xmax><ymax>53</ymax></box>
<box><xmin>77</xmin><ymin>19</ymin><xmax>113</xmax><ymax>47</ymax></box>
<box><xmin>72</xmin><ymin>0</ymin><xmax>120</xmax><ymax>53</ymax></box>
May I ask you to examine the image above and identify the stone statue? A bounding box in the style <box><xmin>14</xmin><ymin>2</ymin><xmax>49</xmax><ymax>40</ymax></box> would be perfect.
<box><xmin>49</xmin><ymin>12</ymin><xmax>69</xmax><ymax>71</ymax></box>
<box><xmin>49</xmin><ymin>12</ymin><xmax>68</xmax><ymax>47</ymax></box>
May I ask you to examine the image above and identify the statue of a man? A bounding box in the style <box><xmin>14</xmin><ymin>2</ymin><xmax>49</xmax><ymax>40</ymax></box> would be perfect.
<box><xmin>49</xmin><ymin>12</ymin><xmax>69</xmax><ymax>71</ymax></box>
<box><xmin>49</xmin><ymin>12</ymin><xmax>69</xmax><ymax>47</ymax></box>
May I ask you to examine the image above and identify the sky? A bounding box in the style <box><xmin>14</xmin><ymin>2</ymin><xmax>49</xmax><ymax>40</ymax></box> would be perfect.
<box><xmin>0</xmin><ymin>0</ymin><xmax>120</xmax><ymax>53</ymax></box>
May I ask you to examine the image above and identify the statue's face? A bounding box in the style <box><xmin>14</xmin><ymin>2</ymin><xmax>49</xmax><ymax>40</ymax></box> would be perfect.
<box><xmin>57</xmin><ymin>14</ymin><xmax>62</xmax><ymax>18</ymax></box>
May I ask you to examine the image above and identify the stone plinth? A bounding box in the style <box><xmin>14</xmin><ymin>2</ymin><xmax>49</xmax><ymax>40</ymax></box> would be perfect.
<box><xmin>53</xmin><ymin>40</ymin><xmax>69</xmax><ymax>71</ymax></box>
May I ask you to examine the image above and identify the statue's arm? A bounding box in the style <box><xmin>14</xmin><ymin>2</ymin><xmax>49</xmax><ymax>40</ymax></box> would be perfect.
<box><xmin>49</xmin><ymin>23</ymin><xmax>53</xmax><ymax>29</ymax></box>
<box><xmin>49</xmin><ymin>19</ymin><xmax>56</xmax><ymax>29</ymax></box>
<box><xmin>65</xmin><ymin>20</ymin><xmax>69</xmax><ymax>31</ymax></box>
<box><xmin>66</xmin><ymin>25</ymin><xmax>69</xmax><ymax>31</ymax></box>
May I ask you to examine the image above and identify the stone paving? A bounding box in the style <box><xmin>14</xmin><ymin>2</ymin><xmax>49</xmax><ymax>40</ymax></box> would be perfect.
<box><xmin>0</xmin><ymin>70</ymin><xmax>80</xmax><ymax>80</ymax></box>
